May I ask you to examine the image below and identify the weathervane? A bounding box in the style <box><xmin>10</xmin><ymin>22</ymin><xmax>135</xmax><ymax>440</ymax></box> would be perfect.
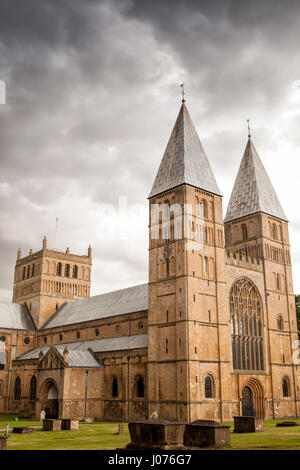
<box><xmin>180</xmin><ymin>83</ymin><xmax>185</xmax><ymax>103</ymax></box>
<box><xmin>247</xmin><ymin>119</ymin><xmax>251</xmax><ymax>138</ymax></box>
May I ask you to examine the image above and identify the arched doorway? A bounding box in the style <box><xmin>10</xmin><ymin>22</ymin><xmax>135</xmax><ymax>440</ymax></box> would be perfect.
<box><xmin>242</xmin><ymin>387</ymin><xmax>254</xmax><ymax>416</ymax></box>
<box><xmin>40</xmin><ymin>380</ymin><xmax>59</xmax><ymax>419</ymax></box>
<box><xmin>241</xmin><ymin>379</ymin><xmax>264</xmax><ymax>418</ymax></box>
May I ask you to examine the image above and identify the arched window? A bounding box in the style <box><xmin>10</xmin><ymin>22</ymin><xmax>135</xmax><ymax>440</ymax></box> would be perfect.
<box><xmin>30</xmin><ymin>375</ymin><xmax>37</xmax><ymax>401</ymax></box>
<box><xmin>22</xmin><ymin>266</ymin><xmax>26</xmax><ymax>280</ymax></box>
<box><xmin>203</xmin><ymin>257</ymin><xmax>208</xmax><ymax>275</ymax></box>
<box><xmin>56</xmin><ymin>263</ymin><xmax>62</xmax><ymax>276</ymax></box>
<box><xmin>242</xmin><ymin>224</ymin><xmax>248</xmax><ymax>241</ymax></box>
<box><xmin>199</xmin><ymin>200</ymin><xmax>207</xmax><ymax>219</ymax></box>
<box><xmin>136</xmin><ymin>377</ymin><xmax>144</xmax><ymax>398</ymax></box>
<box><xmin>32</xmin><ymin>264</ymin><xmax>35</xmax><ymax>276</ymax></box>
<box><xmin>282</xmin><ymin>377</ymin><xmax>290</xmax><ymax>397</ymax></box>
<box><xmin>73</xmin><ymin>265</ymin><xmax>78</xmax><ymax>279</ymax></box>
<box><xmin>27</xmin><ymin>265</ymin><xmax>30</xmax><ymax>278</ymax></box>
<box><xmin>204</xmin><ymin>375</ymin><xmax>214</xmax><ymax>398</ymax></box>
<box><xmin>65</xmin><ymin>264</ymin><xmax>70</xmax><ymax>277</ymax></box>
<box><xmin>112</xmin><ymin>377</ymin><xmax>118</xmax><ymax>397</ymax></box>
<box><xmin>0</xmin><ymin>340</ymin><xmax>5</xmax><ymax>370</ymax></box>
<box><xmin>14</xmin><ymin>376</ymin><xmax>21</xmax><ymax>401</ymax></box>
<box><xmin>230</xmin><ymin>278</ymin><xmax>264</xmax><ymax>372</ymax></box>
<box><xmin>0</xmin><ymin>380</ymin><xmax>3</xmax><ymax>396</ymax></box>
<box><xmin>277</xmin><ymin>316</ymin><xmax>284</xmax><ymax>331</ymax></box>
<box><xmin>272</xmin><ymin>224</ymin><xmax>278</xmax><ymax>240</ymax></box>
<box><xmin>276</xmin><ymin>274</ymin><xmax>280</xmax><ymax>291</ymax></box>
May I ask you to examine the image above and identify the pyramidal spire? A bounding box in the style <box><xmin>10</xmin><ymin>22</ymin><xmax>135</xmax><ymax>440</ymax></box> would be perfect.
<box><xmin>149</xmin><ymin>102</ymin><xmax>222</xmax><ymax>198</ymax></box>
<box><xmin>225</xmin><ymin>136</ymin><xmax>287</xmax><ymax>223</ymax></box>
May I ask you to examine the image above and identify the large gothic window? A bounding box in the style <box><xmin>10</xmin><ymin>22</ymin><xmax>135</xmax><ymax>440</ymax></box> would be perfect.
<box><xmin>230</xmin><ymin>278</ymin><xmax>264</xmax><ymax>372</ymax></box>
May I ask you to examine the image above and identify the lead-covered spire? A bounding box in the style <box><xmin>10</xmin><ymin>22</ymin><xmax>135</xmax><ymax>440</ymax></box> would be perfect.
<box><xmin>225</xmin><ymin>136</ymin><xmax>287</xmax><ymax>223</ymax></box>
<box><xmin>149</xmin><ymin>102</ymin><xmax>222</xmax><ymax>198</ymax></box>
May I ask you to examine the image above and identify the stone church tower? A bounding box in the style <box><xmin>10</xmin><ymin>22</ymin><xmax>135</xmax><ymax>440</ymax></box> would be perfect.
<box><xmin>147</xmin><ymin>100</ymin><xmax>298</xmax><ymax>422</ymax></box>
<box><xmin>147</xmin><ymin>100</ymin><xmax>232</xmax><ymax>422</ymax></box>
<box><xmin>224</xmin><ymin>134</ymin><xmax>298</xmax><ymax>418</ymax></box>
<box><xmin>12</xmin><ymin>237</ymin><xmax>92</xmax><ymax>328</ymax></box>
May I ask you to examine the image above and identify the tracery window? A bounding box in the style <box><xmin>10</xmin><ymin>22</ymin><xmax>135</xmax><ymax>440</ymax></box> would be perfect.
<box><xmin>230</xmin><ymin>278</ymin><xmax>264</xmax><ymax>372</ymax></box>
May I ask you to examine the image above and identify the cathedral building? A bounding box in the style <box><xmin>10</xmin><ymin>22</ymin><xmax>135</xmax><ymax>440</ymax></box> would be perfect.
<box><xmin>0</xmin><ymin>99</ymin><xmax>299</xmax><ymax>422</ymax></box>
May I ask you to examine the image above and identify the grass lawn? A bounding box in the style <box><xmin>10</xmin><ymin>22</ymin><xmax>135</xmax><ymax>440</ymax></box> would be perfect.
<box><xmin>223</xmin><ymin>419</ymin><xmax>300</xmax><ymax>450</ymax></box>
<box><xmin>1</xmin><ymin>414</ymin><xmax>300</xmax><ymax>450</ymax></box>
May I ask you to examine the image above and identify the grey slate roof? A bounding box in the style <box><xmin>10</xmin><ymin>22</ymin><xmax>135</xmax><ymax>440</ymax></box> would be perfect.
<box><xmin>66</xmin><ymin>350</ymin><xmax>102</xmax><ymax>368</ymax></box>
<box><xmin>16</xmin><ymin>334</ymin><xmax>148</xmax><ymax>362</ymax></box>
<box><xmin>0</xmin><ymin>302</ymin><xmax>35</xmax><ymax>330</ymax></box>
<box><xmin>42</xmin><ymin>283</ymin><xmax>148</xmax><ymax>329</ymax></box>
<box><xmin>225</xmin><ymin>138</ymin><xmax>288</xmax><ymax>223</ymax></box>
<box><xmin>149</xmin><ymin>102</ymin><xmax>222</xmax><ymax>198</ymax></box>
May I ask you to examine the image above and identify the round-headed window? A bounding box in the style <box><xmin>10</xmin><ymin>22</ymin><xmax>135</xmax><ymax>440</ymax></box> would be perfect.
<box><xmin>59</xmin><ymin>334</ymin><xmax>63</xmax><ymax>342</ymax></box>
<box><xmin>95</xmin><ymin>328</ymin><xmax>99</xmax><ymax>337</ymax></box>
<box><xmin>43</xmin><ymin>337</ymin><xmax>47</xmax><ymax>344</ymax></box>
<box><xmin>116</xmin><ymin>325</ymin><xmax>121</xmax><ymax>334</ymax></box>
<box><xmin>76</xmin><ymin>331</ymin><xmax>80</xmax><ymax>339</ymax></box>
<box><xmin>0</xmin><ymin>336</ymin><xmax>6</xmax><ymax>343</ymax></box>
<box><xmin>24</xmin><ymin>337</ymin><xmax>30</xmax><ymax>345</ymax></box>
<box><xmin>139</xmin><ymin>322</ymin><xmax>144</xmax><ymax>330</ymax></box>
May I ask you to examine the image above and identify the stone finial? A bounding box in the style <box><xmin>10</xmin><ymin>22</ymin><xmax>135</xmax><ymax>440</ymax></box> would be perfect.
<box><xmin>42</xmin><ymin>236</ymin><xmax>47</xmax><ymax>250</ymax></box>
<box><xmin>39</xmin><ymin>350</ymin><xmax>44</xmax><ymax>361</ymax></box>
<box><xmin>66</xmin><ymin>247</ymin><xmax>70</xmax><ymax>254</ymax></box>
<box><xmin>29</xmin><ymin>249</ymin><xmax>33</xmax><ymax>255</ymax></box>
<box><xmin>63</xmin><ymin>346</ymin><xmax>69</xmax><ymax>363</ymax></box>
<box><xmin>17</xmin><ymin>248</ymin><xmax>22</xmax><ymax>260</ymax></box>
<box><xmin>88</xmin><ymin>245</ymin><xmax>92</xmax><ymax>258</ymax></box>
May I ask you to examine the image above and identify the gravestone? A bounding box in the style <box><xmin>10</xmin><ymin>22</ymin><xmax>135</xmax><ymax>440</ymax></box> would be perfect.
<box><xmin>184</xmin><ymin>420</ymin><xmax>230</xmax><ymax>448</ymax></box>
<box><xmin>61</xmin><ymin>419</ymin><xmax>79</xmax><ymax>430</ymax></box>
<box><xmin>43</xmin><ymin>419</ymin><xmax>62</xmax><ymax>431</ymax></box>
<box><xmin>126</xmin><ymin>420</ymin><xmax>231</xmax><ymax>450</ymax></box>
<box><xmin>118</xmin><ymin>424</ymin><xmax>124</xmax><ymax>435</ymax></box>
<box><xmin>233</xmin><ymin>416</ymin><xmax>263</xmax><ymax>433</ymax></box>
<box><xmin>276</xmin><ymin>421</ymin><xmax>298</xmax><ymax>427</ymax></box>
<box><xmin>127</xmin><ymin>421</ymin><xmax>186</xmax><ymax>450</ymax></box>
<box><xmin>40</xmin><ymin>410</ymin><xmax>46</xmax><ymax>421</ymax></box>
<box><xmin>12</xmin><ymin>427</ymin><xmax>35</xmax><ymax>434</ymax></box>
<box><xmin>0</xmin><ymin>436</ymin><xmax>9</xmax><ymax>451</ymax></box>
<box><xmin>85</xmin><ymin>417</ymin><xmax>94</xmax><ymax>423</ymax></box>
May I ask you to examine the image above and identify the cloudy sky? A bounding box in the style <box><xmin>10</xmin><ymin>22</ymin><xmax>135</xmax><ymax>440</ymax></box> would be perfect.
<box><xmin>0</xmin><ymin>0</ymin><xmax>299</xmax><ymax>301</ymax></box>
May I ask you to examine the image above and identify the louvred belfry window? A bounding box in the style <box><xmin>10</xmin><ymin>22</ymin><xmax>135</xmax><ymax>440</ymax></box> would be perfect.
<box><xmin>230</xmin><ymin>278</ymin><xmax>264</xmax><ymax>372</ymax></box>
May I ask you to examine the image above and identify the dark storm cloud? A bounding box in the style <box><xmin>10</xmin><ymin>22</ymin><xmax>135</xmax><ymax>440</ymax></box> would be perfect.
<box><xmin>122</xmin><ymin>0</ymin><xmax>300</xmax><ymax>115</ymax></box>
<box><xmin>0</xmin><ymin>0</ymin><xmax>299</xmax><ymax>299</ymax></box>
